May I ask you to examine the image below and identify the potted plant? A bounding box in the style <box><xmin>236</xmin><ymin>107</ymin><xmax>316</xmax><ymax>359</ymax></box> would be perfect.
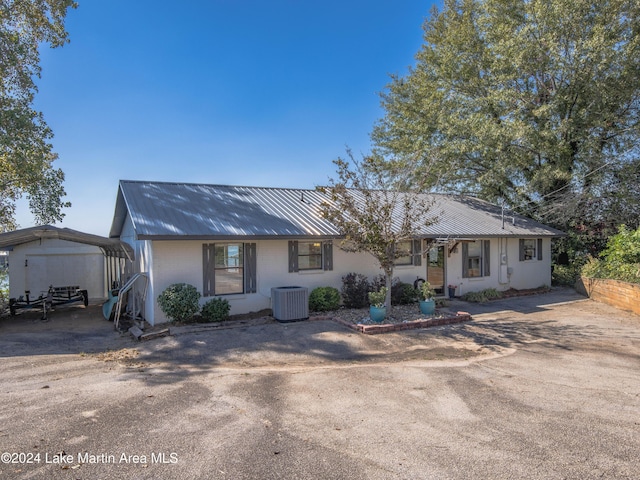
<box><xmin>418</xmin><ymin>281</ymin><xmax>436</xmax><ymax>315</ymax></box>
<box><xmin>368</xmin><ymin>287</ymin><xmax>387</xmax><ymax>322</ymax></box>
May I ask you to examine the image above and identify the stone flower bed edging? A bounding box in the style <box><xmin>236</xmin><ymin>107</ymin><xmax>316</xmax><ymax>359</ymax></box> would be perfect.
<box><xmin>310</xmin><ymin>311</ymin><xmax>472</xmax><ymax>335</ymax></box>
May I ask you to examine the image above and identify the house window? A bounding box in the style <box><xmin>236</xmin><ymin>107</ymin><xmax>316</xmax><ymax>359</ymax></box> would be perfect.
<box><xmin>394</xmin><ymin>239</ymin><xmax>422</xmax><ymax>266</ymax></box>
<box><xmin>394</xmin><ymin>239</ymin><xmax>423</xmax><ymax>266</ymax></box>
<box><xmin>203</xmin><ymin>243</ymin><xmax>257</xmax><ymax>296</ymax></box>
<box><xmin>520</xmin><ymin>239</ymin><xmax>543</xmax><ymax>261</ymax></box>
<box><xmin>214</xmin><ymin>244</ymin><xmax>243</xmax><ymax>294</ymax></box>
<box><xmin>466</xmin><ymin>241</ymin><xmax>482</xmax><ymax>277</ymax></box>
<box><xmin>395</xmin><ymin>240</ymin><xmax>413</xmax><ymax>266</ymax></box>
<box><xmin>288</xmin><ymin>241</ymin><xmax>333</xmax><ymax>272</ymax></box>
<box><xmin>298</xmin><ymin>241</ymin><xmax>323</xmax><ymax>270</ymax></box>
<box><xmin>462</xmin><ymin>240</ymin><xmax>490</xmax><ymax>278</ymax></box>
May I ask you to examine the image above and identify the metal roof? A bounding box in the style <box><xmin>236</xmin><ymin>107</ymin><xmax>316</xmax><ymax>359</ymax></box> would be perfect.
<box><xmin>109</xmin><ymin>180</ymin><xmax>565</xmax><ymax>240</ymax></box>
<box><xmin>0</xmin><ymin>225</ymin><xmax>133</xmax><ymax>258</ymax></box>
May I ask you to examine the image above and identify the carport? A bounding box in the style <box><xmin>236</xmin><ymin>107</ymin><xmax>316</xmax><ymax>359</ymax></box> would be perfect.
<box><xmin>0</xmin><ymin>225</ymin><xmax>133</xmax><ymax>301</ymax></box>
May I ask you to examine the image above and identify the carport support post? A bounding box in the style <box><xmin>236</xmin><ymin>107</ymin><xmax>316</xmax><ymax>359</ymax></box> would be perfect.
<box><xmin>105</xmin><ymin>255</ymin><xmax>111</xmax><ymax>293</ymax></box>
<box><xmin>103</xmin><ymin>253</ymin><xmax>122</xmax><ymax>293</ymax></box>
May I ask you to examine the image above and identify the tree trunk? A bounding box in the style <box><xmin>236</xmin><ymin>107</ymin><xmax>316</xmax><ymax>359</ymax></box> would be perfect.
<box><xmin>384</xmin><ymin>267</ymin><xmax>393</xmax><ymax>313</ymax></box>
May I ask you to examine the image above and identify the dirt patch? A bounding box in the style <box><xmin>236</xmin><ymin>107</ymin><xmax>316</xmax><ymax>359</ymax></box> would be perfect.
<box><xmin>94</xmin><ymin>347</ymin><xmax>140</xmax><ymax>363</ymax></box>
<box><xmin>229</xmin><ymin>308</ymin><xmax>273</xmax><ymax>321</ymax></box>
<box><xmin>374</xmin><ymin>344</ymin><xmax>489</xmax><ymax>363</ymax></box>
<box><xmin>170</xmin><ymin>308</ymin><xmax>274</xmax><ymax>327</ymax></box>
<box><xmin>92</xmin><ymin>347</ymin><xmax>148</xmax><ymax>370</ymax></box>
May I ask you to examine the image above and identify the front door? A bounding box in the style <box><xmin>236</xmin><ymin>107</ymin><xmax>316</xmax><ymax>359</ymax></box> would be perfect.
<box><xmin>427</xmin><ymin>245</ymin><xmax>445</xmax><ymax>296</ymax></box>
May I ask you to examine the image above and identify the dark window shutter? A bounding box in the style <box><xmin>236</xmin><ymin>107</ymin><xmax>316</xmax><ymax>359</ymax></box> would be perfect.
<box><xmin>203</xmin><ymin>244</ymin><xmax>215</xmax><ymax>296</ymax></box>
<box><xmin>484</xmin><ymin>240</ymin><xmax>491</xmax><ymax>277</ymax></box>
<box><xmin>244</xmin><ymin>243</ymin><xmax>257</xmax><ymax>293</ymax></box>
<box><xmin>462</xmin><ymin>242</ymin><xmax>469</xmax><ymax>278</ymax></box>
<box><xmin>519</xmin><ymin>239</ymin><xmax>525</xmax><ymax>261</ymax></box>
<box><xmin>323</xmin><ymin>242</ymin><xmax>333</xmax><ymax>271</ymax></box>
<box><xmin>288</xmin><ymin>241</ymin><xmax>299</xmax><ymax>273</ymax></box>
<box><xmin>413</xmin><ymin>239</ymin><xmax>422</xmax><ymax>266</ymax></box>
<box><xmin>537</xmin><ymin>238</ymin><xmax>543</xmax><ymax>261</ymax></box>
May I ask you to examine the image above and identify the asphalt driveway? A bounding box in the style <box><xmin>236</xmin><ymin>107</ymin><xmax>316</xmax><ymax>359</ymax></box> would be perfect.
<box><xmin>0</xmin><ymin>288</ymin><xmax>638</xmax><ymax>479</ymax></box>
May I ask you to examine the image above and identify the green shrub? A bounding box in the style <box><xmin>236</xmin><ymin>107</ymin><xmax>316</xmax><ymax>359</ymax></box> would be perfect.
<box><xmin>460</xmin><ymin>288</ymin><xmax>503</xmax><ymax>303</ymax></box>
<box><xmin>341</xmin><ymin>273</ymin><xmax>370</xmax><ymax>308</ymax></box>
<box><xmin>482</xmin><ymin>288</ymin><xmax>503</xmax><ymax>300</ymax></box>
<box><xmin>309</xmin><ymin>286</ymin><xmax>341</xmax><ymax>312</ymax></box>
<box><xmin>435</xmin><ymin>298</ymin><xmax>448</xmax><ymax>308</ymax></box>
<box><xmin>370</xmin><ymin>275</ymin><xmax>416</xmax><ymax>305</ymax></box>
<box><xmin>392</xmin><ymin>282</ymin><xmax>419</xmax><ymax>305</ymax></box>
<box><xmin>157</xmin><ymin>283</ymin><xmax>201</xmax><ymax>322</ymax></box>
<box><xmin>581</xmin><ymin>225</ymin><xmax>640</xmax><ymax>284</ymax></box>
<box><xmin>201</xmin><ymin>297</ymin><xmax>231</xmax><ymax>322</ymax></box>
<box><xmin>460</xmin><ymin>291</ymin><xmax>485</xmax><ymax>303</ymax></box>
<box><xmin>368</xmin><ymin>287</ymin><xmax>387</xmax><ymax>308</ymax></box>
<box><xmin>581</xmin><ymin>256</ymin><xmax>602</xmax><ymax>278</ymax></box>
<box><xmin>552</xmin><ymin>264</ymin><xmax>580</xmax><ymax>286</ymax></box>
<box><xmin>417</xmin><ymin>281</ymin><xmax>436</xmax><ymax>301</ymax></box>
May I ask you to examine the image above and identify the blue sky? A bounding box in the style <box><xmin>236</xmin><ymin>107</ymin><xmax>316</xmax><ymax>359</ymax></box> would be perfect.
<box><xmin>18</xmin><ymin>1</ymin><xmax>439</xmax><ymax>235</ymax></box>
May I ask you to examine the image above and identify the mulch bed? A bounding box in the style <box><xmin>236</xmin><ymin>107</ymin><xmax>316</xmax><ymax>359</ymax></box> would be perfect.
<box><xmin>310</xmin><ymin>303</ymin><xmax>472</xmax><ymax>335</ymax></box>
<box><xmin>331</xmin><ymin>312</ymin><xmax>472</xmax><ymax>335</ymax></box>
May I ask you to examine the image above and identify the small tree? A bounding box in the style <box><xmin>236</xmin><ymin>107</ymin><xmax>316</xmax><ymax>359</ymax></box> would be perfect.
<box><xmin>318</xmin><ymin>152</ymin><xmax>439</xmax><ymax>312</ymax></box>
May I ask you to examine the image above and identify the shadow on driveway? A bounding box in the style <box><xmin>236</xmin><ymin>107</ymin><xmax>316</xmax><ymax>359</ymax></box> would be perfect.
<box><xmin>0</xmin><ymin>303</ymin><xmax>132</xmax><ymax>357</ymax></box>
<box><xmin>448</xmin><ymin>287</ymin><xmax>588</xmax><ymax>316</ymax></box>
<box><xmin>128</xmin><ymin>288</ymin><xmax>617</xmax><ymax>385</ymax></box>
<box><xmin>4</xmin><ymin>288</ymin><xmax>633</xmax><ymax>388</ymax></box>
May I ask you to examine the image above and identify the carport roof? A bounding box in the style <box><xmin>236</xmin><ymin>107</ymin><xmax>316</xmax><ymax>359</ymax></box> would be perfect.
<box><xmin>0</xmin><ymin>225</ymin><xmax>133</xmax><ymax>258</ymax></box>
<box><xmin>110</xmin><ymin>180</ymin><xmax>565</xmax><ymax>240</ymax></box>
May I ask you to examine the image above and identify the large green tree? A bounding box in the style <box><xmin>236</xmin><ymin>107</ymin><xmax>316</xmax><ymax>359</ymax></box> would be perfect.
<box><xmin>372</xmin><ymin>0</ymin><xmax>640</xmax><ymax>240</ymax></box>
<box><xmin>0</xmin><ymin>0</ymin><xmax>76</xmax><ymax>230</ymax></box>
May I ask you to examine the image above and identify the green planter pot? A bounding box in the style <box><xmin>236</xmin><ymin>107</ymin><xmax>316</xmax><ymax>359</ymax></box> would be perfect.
<box><xmin>369</xmin><ymin>306</ymin><xmax>387</xmax><ymax>323</ymax></box>
<box><xmin>419</xmin><ymin>299</ymin><xmax>436</xmax><ymax>315</ymax></box>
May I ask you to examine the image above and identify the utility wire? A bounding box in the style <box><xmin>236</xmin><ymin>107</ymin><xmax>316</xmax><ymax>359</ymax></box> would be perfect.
<box><xmin>495</xmin><ymin>159</ymin><xmax>620</xmax><ymax>220</ymax></box>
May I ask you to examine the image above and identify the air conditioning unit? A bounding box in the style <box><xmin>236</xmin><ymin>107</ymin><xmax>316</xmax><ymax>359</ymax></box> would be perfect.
<box><xmin>271</xmin><ymin>286</ymin><xmax>309</xmax><ymax>323</ymax></box>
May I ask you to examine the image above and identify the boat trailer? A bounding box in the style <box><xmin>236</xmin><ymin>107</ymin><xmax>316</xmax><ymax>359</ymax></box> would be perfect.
<box><xmin>9</xmin><ymin>285</ymin><xmax>89</xmax><ymax>320</ymax></box>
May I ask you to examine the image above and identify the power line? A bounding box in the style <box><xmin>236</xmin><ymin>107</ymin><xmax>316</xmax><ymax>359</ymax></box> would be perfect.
<box><xmin>497</xmin><ymin>159</ymin><xmax>620</xmax><ymax>220</ymax></box>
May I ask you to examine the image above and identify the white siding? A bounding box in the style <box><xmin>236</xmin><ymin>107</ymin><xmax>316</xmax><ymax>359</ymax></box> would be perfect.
<box><xmin>149</xmin><ymin>240</ymin><xmax>198</xmax><ymax>324</ymax></box>
<box><xmin>8</xmin><ymin>239</ymin><xmax>105</xmax><ymax>300</ymax></box>
<box><xmin>119</xmin><ymin>213</ymin><xmax>136</xmax><ymax>246</ymax></box>
<box><xmin>148</xmin><ymin>239</ymin><xmax>427</xmax><ymax>323</ymax></box>
<box><xmin>445</xmin><ymin>237</ymin><xmax>552</xmax><ymax>296</ymax></box>
<box><xmin>145</xmin><ymin>237</ymin><xmax>553</xmax><ymax>324</ymax></box>
<box><xmin>119</xmin><ymin>214</ymin><xmax>155</xmax><ymax>324</ymax></box>
<box><xmin>506</xmin><ymin>237</ymin><xmax>552</xmax><ymax>290</ymax></box>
